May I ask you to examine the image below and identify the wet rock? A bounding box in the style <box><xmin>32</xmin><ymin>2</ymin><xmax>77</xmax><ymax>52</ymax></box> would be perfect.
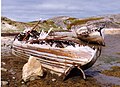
<box><xmin>1</xmin><ymin>81</ymin><xmax>9</xmax><ymax>85</ymax></box>
<box><xmin>1</xmin><ymin>67</ymin><xmax>7</xmax><ymax>72</ymax></box>
<box><xmin>22</xmin><ymin>56</ymin><xmax>43</xmax><ymax>82</ymax></box>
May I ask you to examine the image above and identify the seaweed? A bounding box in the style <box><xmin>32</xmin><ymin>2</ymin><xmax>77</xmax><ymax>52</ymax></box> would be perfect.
<box><xmin>101</xmin><ymin>66</ymin><xmax>120</xmax><ymax>78</ymax></box>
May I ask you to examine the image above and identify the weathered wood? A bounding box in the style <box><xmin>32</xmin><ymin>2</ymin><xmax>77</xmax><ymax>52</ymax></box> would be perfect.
<box><xmin>13</xmin><ymin>45</ymin><xmax>92</xmax><ymax>66</ymax></box>
<box><xmin>23</xmin><ymin>20</ymin><xmax>41</xmax><ymax>41</ymax></box>
<box><xmin>78</xmin><ymin>66</ymin><xmax>86</xmax><ymax>79</ymax></box>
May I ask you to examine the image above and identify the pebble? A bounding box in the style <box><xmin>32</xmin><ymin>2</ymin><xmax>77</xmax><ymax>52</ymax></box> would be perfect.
<box><xmin>1</xmin><ymin>81</ymin><xmax>9</xmax><ymax>85</ymax></box>
<box><xmin>21</xmin><ymin>81</ymin><xmax>25</xmax><ymax>84</ymax></box>
<box><xmin>1</xmin><ymin>62</ymin><xmax>6</xmax><ymax>65</ymax></box>
<box><xmin>52</xmin><ymin>78</ymin><xmax>56</xmax><ymax>82</ymax></box>
<box><xmin>1</xmin><ymin>67</ymin><xmax>7</xmax><ymax>72</ymax></box>
<box><xmin>12</xmin><ymin>77</ymin><xmax>16</xmax><ymax>80</ymax></box>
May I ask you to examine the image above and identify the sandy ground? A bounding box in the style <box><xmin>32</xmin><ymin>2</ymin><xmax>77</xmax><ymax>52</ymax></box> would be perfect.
<box><xmin>1</xmin><ymin>30</ymin><xmax>120</xmax><ymax>87</ymax></box>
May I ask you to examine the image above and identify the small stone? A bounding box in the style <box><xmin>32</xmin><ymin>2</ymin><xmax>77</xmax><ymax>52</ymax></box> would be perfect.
<box><xmin>1</xmin><ymin>81</ymin><xmax>9</xmax><ymax>85</ymax></box>
<box><xmin>1</xmin><ymin>68</ymin><xmax>7</xmax><ymax>72</ymax></box>
<box><xmin>52</xmin><ymin>78</ymin><xmax>56</xmax><ymax>82</ymax></box>
<box><xmin>21</xmin><ymin>81</ymin><xmax>24</xmax><ymax>84</ymax></box>
<box><xmin>1</xmin><ymin>62</ymin><xmax>6</xmax><ymax>65</ymax></box>
<box><xmin>12</xmin><ymin>77</ymin><xmax>16</xmax><ymax>80</ymax></box>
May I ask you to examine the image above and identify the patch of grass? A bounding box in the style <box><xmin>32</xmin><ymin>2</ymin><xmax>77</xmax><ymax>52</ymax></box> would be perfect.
<box><xmin>34</xmin><ymin>20</ymin><xmax>63</xmax><ymax>32</ymax></box>
<box><xmin>101</xmin><ymin>66</ymin><xmax>120</xmax><ymax>78</ymax></box>
<box><xmin>64</xmin><ymin>17</ymin><xmax>77</xmax><ymax>24</ymax></box>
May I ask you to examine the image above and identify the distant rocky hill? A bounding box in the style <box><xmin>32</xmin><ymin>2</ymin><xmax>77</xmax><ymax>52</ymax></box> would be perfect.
<box><xmin>1</xmin><ymin>14</ymin><xmax>120</xmax><ymax>33</ymax></box>
<box><xmin>1</xmin><ymin>17</ymin><xmax>27</xmax><ymax>33</ymax></box>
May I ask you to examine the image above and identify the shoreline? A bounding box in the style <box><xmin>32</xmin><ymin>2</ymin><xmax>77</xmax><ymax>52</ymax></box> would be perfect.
<box><xmin>1</xmin><ymin>33</ymin><xmax>120</xmax><ymax>86</ymax></box>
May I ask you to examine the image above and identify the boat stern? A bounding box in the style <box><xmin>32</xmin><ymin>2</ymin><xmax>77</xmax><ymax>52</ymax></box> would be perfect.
<box><xmin>76</xmin><ymin>26</ymin><xmax>105</xmax><ymax>46</ymax></box>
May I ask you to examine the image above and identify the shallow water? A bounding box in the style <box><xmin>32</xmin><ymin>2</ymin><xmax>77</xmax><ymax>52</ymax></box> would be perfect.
<box><xmin>1</xmin><ymin>34</ymin><xmax>120</xmax><ymax>87</ymax></box>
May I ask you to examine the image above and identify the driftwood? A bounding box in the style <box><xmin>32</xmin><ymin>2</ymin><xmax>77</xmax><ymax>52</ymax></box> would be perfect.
<box><xmin>23</xmin><ymin>20</ymin><xmax>41</xmax><ymax>41</ymax></box>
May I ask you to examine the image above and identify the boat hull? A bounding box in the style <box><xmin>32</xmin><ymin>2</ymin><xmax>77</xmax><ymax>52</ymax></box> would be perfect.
<box><xmin>12</xmin><ymin>41</ymin><xmax>98</xmax><ymax>77</ymax></box>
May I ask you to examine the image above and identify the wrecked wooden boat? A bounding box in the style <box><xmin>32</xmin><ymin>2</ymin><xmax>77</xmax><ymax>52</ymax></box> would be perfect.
<box><xmin>76</xmin><ymin>25</ymin><xmax>105</xmax><ymax>46</ymax></box>
<box><xmin>12</xmin><ymin>22</ymin><xmax>105</xmax><ymax>79</ymax></box>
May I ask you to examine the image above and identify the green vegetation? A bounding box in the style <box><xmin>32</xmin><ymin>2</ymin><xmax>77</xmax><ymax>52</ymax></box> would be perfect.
<box><xmin>64</xmin><ymin>17</ymin><xmax>77</xmax><ymax>24</ymax></box>
<box><xmin>34</xmin><ymin>20</ymin><xmax>63</xmax><ymax>32</ymax></box>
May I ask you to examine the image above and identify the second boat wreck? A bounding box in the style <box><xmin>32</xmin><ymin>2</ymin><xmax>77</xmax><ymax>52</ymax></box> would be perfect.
<box><xmin>12</xmin><ymin>21</ymin><xmax>105</xmax><ymax>80</ymax></box>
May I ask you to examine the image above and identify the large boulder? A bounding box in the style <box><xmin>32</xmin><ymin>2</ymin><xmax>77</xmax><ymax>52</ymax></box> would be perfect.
<box><xmin>22</xmin><ymin>56</ymin><xmax>43</xmax><ymax>82</ymax></box>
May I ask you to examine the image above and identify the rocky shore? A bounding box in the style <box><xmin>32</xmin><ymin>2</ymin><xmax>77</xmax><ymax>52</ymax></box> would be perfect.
<box><xmin>1</xmin><ymin>14</ymin><xmax>120</xmax><ymax>87</ymax></box>
<box><xmin>1</xmin><ymin>28</ymin><xmax>120</xmax><ymax>87</ymax></box>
